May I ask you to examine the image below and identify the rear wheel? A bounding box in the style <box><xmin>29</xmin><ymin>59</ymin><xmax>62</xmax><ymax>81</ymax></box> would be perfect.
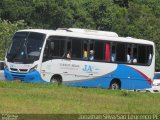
<box><xmin>50</xmin><ymin>76</ymin><xmax>62</xmax><ymax>86</ymax></box>
<box><xmin>110</xmin><ymin>80</ymin><xmax>121</xmax><ymax>90</ymax></box>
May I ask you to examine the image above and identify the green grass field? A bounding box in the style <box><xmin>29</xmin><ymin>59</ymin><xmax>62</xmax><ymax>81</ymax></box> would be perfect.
<box><xmin>0</xmin><ymin>81</ymin><xmax>160</xmax><ymax>114</ymax></box>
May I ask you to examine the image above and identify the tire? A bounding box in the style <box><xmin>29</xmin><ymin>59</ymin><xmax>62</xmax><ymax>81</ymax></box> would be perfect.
<box><xmin>110</xmin><ymin>80</ymin><xmax>121</xmax><ymax>90</ymax></box>
<box><xmin>50</xmin><ymin>76</ymin><xmax>62</xmax><ymax>86</ymax></box>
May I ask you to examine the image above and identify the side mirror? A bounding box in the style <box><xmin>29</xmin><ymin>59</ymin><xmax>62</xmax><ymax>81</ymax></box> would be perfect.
<box><xmin>0</xmin><ymin>61</ymin><xmax>4</xmax><ymax>70</ymax></box>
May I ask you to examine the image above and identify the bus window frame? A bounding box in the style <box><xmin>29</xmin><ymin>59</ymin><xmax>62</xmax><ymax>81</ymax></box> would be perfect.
<box><xmin>110</xmin><ymin>41</ymin><xmax>153</xmax><ymax>66</ymax></box>
<box><xmin>43</xmin><ymin>36</ymin><xmax>153</xmax><ymax>66</ymax></box>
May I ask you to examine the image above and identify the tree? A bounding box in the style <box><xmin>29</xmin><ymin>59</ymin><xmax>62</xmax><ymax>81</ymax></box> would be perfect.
<box><xmin>0</xmin><ymin>0</ymin><xmax>160</xmax><ymax>69</ymax></box>
<box><xmin>0</xmin><ymin>19</ymin><xmax>27</xmax><ymax>60</ymax></box>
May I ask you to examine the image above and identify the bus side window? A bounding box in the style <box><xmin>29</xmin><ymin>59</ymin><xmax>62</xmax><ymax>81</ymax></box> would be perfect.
<box><xmin>137</xmin><ymin>45</ymin><xmax>147</xmax><ymax>64</ymax></box>
<box><xmin>132</xmin><ymin>45</ymin><xmax>138</xmax><ymax>64</ymax></box>
<box><xmin>66</xmin><ymin>40</ymin><xmax>72</xmax><ymax>59</ymax></box>
<box><xmin>43</xmin><ymin>36</ymin><xmax>66</xmax><ymax>61</ymax></box>
<box><xmin>147</xmin><ymin>46</ymin><xmax>153</xmax><ymax>65</ymax></box>
<box><xmin>116</xmin><ymin>43</ymin><xmax>126</xmax><ymax>62</ymax></box>
<box><xmin>47</xmin><ymin>39</ymin><xmax>65</xmax><ymax>58</ymax></box>
<box><xmin>89</xmin><ymin>40</ymin><xmax>94</xmax><ymax>61</ymax></box>
<box><xmin>83</xmin><ymin>40</ymin><xmax>89</xmax><ymax>60</ymax></box>
<box><xmin>71</xmin><ymin>38</ymin><xmax>82</xmax><ymax>59</ymax></box>
<box><xmin>126</xmin><ymin>45</ymin><xmax>132</xmax><ymax>63</ymax></box>
<box><xmin>94</xmin><ymin>41</ymin><xmax>105</xmax><ymax>61</ymax></box>
<box><xmin>111</xmin><ymin>45</ymin><xmax>116</xmax><ymax>62</ymax></box>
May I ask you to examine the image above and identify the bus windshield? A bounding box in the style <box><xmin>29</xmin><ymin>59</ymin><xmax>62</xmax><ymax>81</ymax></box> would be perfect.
<box><xmin>7</xmin><ymin>32</ymin><xmax>46</xmax><ymax>64</ymax></box>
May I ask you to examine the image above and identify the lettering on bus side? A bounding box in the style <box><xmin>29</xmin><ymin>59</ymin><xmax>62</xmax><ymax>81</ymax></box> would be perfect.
<box><xmin>82</xmin><ymin>65</ymin><xmax>99</xmax><ymax>72</ymax></box>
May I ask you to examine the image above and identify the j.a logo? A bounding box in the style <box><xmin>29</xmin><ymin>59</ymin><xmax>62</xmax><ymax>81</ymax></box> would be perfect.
<box><xmin>83</xmin><ymin>65</ymin><xmax>93</xmax><ymax>72</ymax></box>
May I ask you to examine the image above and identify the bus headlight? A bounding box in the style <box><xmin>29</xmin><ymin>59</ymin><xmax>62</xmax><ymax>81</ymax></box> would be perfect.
<box><xmin>29</xmin><ymin>65</ymin><xmax>38</xmax><ymax>72</ymax></box>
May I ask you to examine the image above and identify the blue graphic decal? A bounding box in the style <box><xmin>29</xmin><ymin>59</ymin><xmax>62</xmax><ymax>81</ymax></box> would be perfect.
<box><xmin>4</xmin><ymin>64</ymin><xmax>152</xmax><ymax>90</ymax></box>
<box><xmin>4</xmin><ymin>68</ymin><xmax>47</xmax><ymax>83</ymax></box>
<box><xmin>66</xmin><ymin>64</ymin><xmax>152</xmax><ymax>90</ymax></box>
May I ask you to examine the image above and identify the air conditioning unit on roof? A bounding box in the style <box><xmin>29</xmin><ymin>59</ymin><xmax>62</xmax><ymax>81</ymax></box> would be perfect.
<box><xmin>57</xmin><ymin>28</ymin><xmax>118</xmax><ymax>37</ymax></box>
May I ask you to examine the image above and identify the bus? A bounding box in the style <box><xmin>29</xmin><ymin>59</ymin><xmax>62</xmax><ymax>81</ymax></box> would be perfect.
<box><xmin>4</xmin><ymin>28</ymin><xmax>155</xmax><ymax>90</ymax></box>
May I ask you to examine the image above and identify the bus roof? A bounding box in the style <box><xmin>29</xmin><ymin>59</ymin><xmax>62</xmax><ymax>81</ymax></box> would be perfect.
<box><xmin>18</xmin><ymin>28</ymin><xmax>154</xmax><ymax>45</ymax></box>
<box><xmin>56</xmin><ymin>28</ymin><xmax>119</xmax><ymax>37</ymax></box>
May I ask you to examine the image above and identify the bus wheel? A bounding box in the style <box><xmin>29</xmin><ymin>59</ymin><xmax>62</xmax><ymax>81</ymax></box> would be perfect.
<box><xmin>50</xmin><ymin>75</ymin><xmax>62</xmax><ymax>86</ymax></box>
<box><xmin>110</xmin><ymin>79</ymin><xmax>121</xmax><ymax>90</ymax></box>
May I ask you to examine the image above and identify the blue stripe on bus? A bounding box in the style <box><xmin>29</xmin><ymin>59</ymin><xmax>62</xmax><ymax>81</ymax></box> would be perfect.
<box><xmin>65</xmin><ymin>64</ymin><xmax>151</xmax><ymax>89</ymax></box>
<box><xmin>4</xmin><ymin>69</ymin><xmax>47</xmax><ymax>83</ymax></box>
<box><xmin>4</xmin><ymin>64</ymin><xmax>152</xmax><ymax>90</ymax></box>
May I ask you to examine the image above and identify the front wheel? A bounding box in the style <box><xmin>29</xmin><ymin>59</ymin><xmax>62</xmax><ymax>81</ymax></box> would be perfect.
<box><xmin>50</xmin><ymin>76</ymin><xmax>62</xmax><ymax>86</ymax></box>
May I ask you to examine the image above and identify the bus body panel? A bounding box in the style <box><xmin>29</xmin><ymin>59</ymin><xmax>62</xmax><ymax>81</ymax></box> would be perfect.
<box><xmin>40</xmin><ymin>59</ymin><xmax>152</xmax><ymax>89</ymax></box>
<box><xmin>63</xmin><ymin>64</ymin><xmax>152</xmax><ymax>89</ymax></box>
<box><xmin>4</xmin><ymin>58</ymin><xmax>153</xmax><ymax>89</ymax></box>
<box><xmin>40</xmin><ymin>59</ymin><xmax>118</xmax><ymax>82</ymax></box>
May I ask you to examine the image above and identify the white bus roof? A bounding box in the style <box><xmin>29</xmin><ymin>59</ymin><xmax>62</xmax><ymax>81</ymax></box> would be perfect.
<box><xmin>56</xmin><ymin>28</ymin><xmax>119</xmax><ymax>37</ymax></box>
<box><xmin>18</xmin><ymin>28</ymin><xmax>154</xmax><ymax>45</ymax></box>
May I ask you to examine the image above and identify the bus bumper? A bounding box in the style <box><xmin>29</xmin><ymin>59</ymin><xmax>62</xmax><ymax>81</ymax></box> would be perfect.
<box><xmin>4</xmin><ymin>68</ymin><xmax>46</xmax><ymax>83</ymax></box>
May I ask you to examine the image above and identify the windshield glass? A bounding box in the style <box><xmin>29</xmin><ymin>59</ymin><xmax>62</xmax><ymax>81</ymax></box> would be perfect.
<box><xmin>7</xmin><ymin>32</ymin><xmax>46</xmax><ymax>64</ymax></box>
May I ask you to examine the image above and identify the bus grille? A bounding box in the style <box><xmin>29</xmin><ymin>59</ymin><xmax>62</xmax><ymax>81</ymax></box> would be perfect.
<box><xmin>10</xmin><ymin>68</ymin><xmax>18</xmax><ymax>72</ymax></box>
<box><xmin>10</xmin><ymin>68</ymin><xmax>28</xmax><ymax>73</ymax></box>
<box><xmin>19</xmin><ymin>69</ymin><xmax>28</xmax><ymax>72</ymax></box>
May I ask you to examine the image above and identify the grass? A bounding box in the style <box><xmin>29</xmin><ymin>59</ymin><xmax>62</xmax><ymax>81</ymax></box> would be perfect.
<box><xmin>0</xmin><ymin>81</ymin><xmax>160</xmax><ymax>114</ymax></box>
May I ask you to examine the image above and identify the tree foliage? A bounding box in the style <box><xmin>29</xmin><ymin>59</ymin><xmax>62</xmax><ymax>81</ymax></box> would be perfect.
<box><xmin>0</xmin><ymin>0</ymin><xmax>160</xmax><ymax>69</ymax></box>
<box><xmin>0</xmin><ymin>19</ymin><xmax>27</xmax><ymax>60</ymax></box>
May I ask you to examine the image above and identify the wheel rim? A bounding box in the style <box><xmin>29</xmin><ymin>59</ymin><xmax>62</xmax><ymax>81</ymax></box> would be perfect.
<box><xmin>111</xmin><ymin>83</ymin><xmax>119</xmax><ymax>90</ymax></box>
<box><xmin>50</xmin><ymin>79</ymin><xmax>56</xmax><ymax>84</ymax></box>
<box><xmin>50</xmin><ymin>78</ymin><xmax>62</xmax><ymax>85</ymax></box>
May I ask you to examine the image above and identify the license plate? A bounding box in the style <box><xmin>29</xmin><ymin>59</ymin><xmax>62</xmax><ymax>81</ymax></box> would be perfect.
<box><xmin>15</xmin><ymin>79</ymin><xmax>21</xmax><ymax>82</ymax></box>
